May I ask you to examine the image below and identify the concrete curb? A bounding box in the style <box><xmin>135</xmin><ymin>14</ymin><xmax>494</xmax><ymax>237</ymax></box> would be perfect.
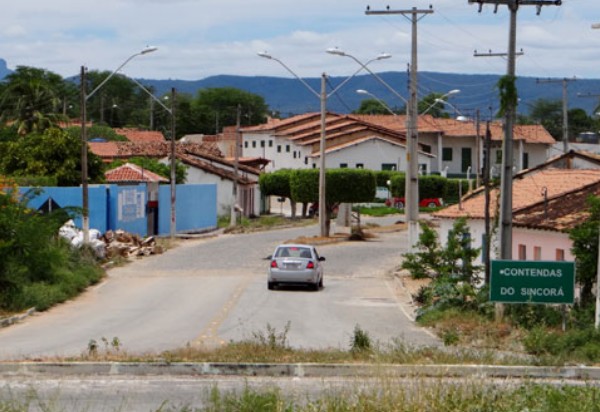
<box><xmin>1</xmin><ymin>362</ymin><xmax>600</xmax><ymax>380</ymax></box>
<box><xmin>0</xmin><ymin>308</ymin><xmax>36</xmax><ymax>329</ymax></box>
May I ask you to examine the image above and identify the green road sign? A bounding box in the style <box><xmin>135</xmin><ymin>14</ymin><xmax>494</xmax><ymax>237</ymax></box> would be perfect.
<box><xmin>490</xmin><ymin>260</ymin><xmax>575</xmax><ymax>304</ymax></box>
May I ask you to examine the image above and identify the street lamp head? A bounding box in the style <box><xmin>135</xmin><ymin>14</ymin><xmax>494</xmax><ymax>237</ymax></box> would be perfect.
<box><xmin>326</xmin><ymin>47</ymin><xmax>346</xmax><ymax>57</ymax></box>
<box><xmin>446</xmin><ymin>89</ymin><xmax>460</xmax><ymax>96</ymax></box>
<box><xmin>257</xmin><ymin>51</ymin><xmax>273</xmax><ymax>59</ymax></box>
<box><xmin>141</xmin><ymin>46</ymin><xmax>158</xmax><ymax>55</ymax></box>
<box><xmin>376</xmin><ymin>52</ymin><xmax>392</xmax><ymax>60</ymax></box>
<box><xmin>356</xmin><ymin>89</ymin><xmax>370</xmax><ymax>95</ymax></box>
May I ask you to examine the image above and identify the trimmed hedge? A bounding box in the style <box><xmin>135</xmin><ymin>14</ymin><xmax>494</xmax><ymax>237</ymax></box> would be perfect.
<box><xmin>289</xmin><ymin>168</ymin><xmax>376</xmax><ymax>204</ymax></box>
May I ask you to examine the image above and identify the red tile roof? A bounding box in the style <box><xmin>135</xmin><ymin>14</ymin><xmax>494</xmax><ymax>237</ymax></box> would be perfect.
<box><xmin>114</xmin><ymin>128</ymin><xmax>166</xmax><ymax>143</ymax></box>
<box><xmin>435</xmin><ymin>169</ymin><xmax>600</xmax><ymax>220</ymax></box>
<box><xmin>105</xmin><ymin>163</ymin><xmax>169</xmax><ymax>183</ymax></box>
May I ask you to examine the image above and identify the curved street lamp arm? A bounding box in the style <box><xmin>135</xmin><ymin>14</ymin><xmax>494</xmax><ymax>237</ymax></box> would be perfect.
<box><xmin>86</xmin><ymin>47</ymin><xmax>157</xmax><ymax>101</ymax></box>
<box><xmin>128</xmin><ymin>76</ymin><xmax>172</xmax><ymax>114</ymax></box>
<box><xmin>326</xmin><ymin>56</ymin><xmax>382</xmax><ymax>98</ymax></box>
<box><xmin>356</xmin><ymin>89</ymin><xmax>396</xmax><ymax>116</ymax></box>
<box><xmin>338</xmin><ymin>53</ymin><xmax>408</xmax><ymax>105</ymax></box>
<box><xmin>262</xmin><ymin>55</ymin><xmax>320</xmax><ymax>99</ymax></box>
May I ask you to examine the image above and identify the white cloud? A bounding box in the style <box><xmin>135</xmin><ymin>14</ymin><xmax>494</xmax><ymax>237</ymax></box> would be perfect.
<box><xmin>0</xmin><ymin>0</ymin><xmax>598</xmax><ymax>81</ymax></box>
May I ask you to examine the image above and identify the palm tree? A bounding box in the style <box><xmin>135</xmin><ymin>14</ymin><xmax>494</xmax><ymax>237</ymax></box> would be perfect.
<box><xmin>0</xmin><ymin>66</ymin><xmax>67</xmax><ymax>135</ymax></box>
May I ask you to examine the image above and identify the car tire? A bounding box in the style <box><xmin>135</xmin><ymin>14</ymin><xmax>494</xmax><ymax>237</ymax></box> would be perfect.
<box><xmin>268</xmin><ymin>282</ymin><xmax>275</xmax><ymax>290</ymax></box>
<box><xmin>310</xmin><ymin>282</ymin><xmax>319</xmax><ymax>291</ymax></box>
<box><xmin>427</xmin><ymin>202</ymin><xmax>437</xmax><ymax>208</ymax></box>
<box><xmin>395</xmin><ymin>201</ymin><xmax>405</xmax><ymax>209</ymax></box>
<box><xmin>318</xmin><ymin>276</ymin><xmax>323</xmax><ymax>288</ymax></box>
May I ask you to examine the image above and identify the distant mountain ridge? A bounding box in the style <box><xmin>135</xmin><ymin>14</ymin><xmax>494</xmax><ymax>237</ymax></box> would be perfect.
<box><xmin>2</xmin><ymin>58</ymin><xmax>600</xmax><ymax>116</ymax></box>
<box><xmin>139</xmin><ymin>72</ymin><xmax>600</xmax><ymax>117</ymax></box>
<box><xmin>0</xmin><ymin>59</ymin><xmax>12</xmax><ymax>79</ymax></box>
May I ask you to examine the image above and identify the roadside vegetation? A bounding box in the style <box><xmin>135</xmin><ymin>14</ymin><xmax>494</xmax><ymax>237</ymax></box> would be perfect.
<box><xmin>2</xmin><ymin>380</ymin><xmax>598</xmax><ymax>412</ymax></box>
<box><xmin>403</xmin><ymin>200</ymin><xmax>600</xmax><ymax>365</ymax></box>
<box><xmin>0</xmin><ymin>186</ymin><xmax>103</xmax><ymax>313</ymax></box>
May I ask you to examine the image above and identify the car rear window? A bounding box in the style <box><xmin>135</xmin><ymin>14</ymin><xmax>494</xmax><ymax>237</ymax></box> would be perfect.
<box><xmin>275</xmin><ymin>246</ymin><xmax>312</xmax><ymax>258</ymax></box>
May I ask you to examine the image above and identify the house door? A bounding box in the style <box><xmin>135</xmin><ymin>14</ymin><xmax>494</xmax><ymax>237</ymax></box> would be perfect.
<box><xmin>461</xmin><ymin>148</ymin><xmax>472</xmax><ymax>173</ymax></box>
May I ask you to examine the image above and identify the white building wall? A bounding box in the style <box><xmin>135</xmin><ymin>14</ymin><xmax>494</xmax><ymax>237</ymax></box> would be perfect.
<box><xmin>242</xmin><ymin>132</ymin><xmax>311</xmax><ymax>171</ymax></box>
<box><xmin>437</xmin><ymin>217</ymin><xmax>574</xmax><ymax>266</ymax></box>
<box><xmin>513</xmin><ymin>228</ymin><xmax>574</xmax><ymax>262</ymax></box>
<box><xmin>324</xmin><ymin>140</ymin><xmax>404</xmax><ymax>171</ymax></box>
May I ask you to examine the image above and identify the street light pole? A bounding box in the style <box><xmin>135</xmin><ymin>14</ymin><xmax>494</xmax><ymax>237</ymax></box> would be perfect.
<box><xmin>127</xmin><ymin>76</ymin><xmax>176</xmax><ymax>238</ymax></box>
<box><xmin>258</xmin><ymin>51</ymin><xmax>389</xmax><ymax>237</ymax></box>
<box><xmin>80</xmin><ymin>46</ymin><xmax>157</xmax><ymax>243</ymax></box>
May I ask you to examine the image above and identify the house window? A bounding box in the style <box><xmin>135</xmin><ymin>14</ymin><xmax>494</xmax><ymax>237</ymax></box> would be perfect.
<box><xmin>252</xmin><ymin>141</ymin><xmax>256</xmax><ymax>148</ymax></box>
<box><xmin>312</xmin><ymin>164</ymin><xmax>316</xmax><ymax>169</ymax></box>
<box><xmin>356</xmin><ymin>163</ymin><xmax>364</xmax><ymax>169</ymax></box>
<box><xmin>340</xmin><ymin>163</ymin><xmax>348</xmax><ymax>168</ymax></box>
<box><xmin>304</xmin><ymin>156</ymin><xmax>308</xmax><ymax>165</ymax></box>
<box><xmin>421</xmin><ymin>144</ymin><xmax>432</xmax><ymax>154</ymax></box>
<box><xmin>286</xmin><ymin>145</ymin><xmax>290</xmax><ymax>153</ymax></box>
<box><xmin>381</xmin><ymin>163</ymin><xmax>396</xmax><ymax>171</ymax></box>
<box><xmin>442</xmin><ymin>147</ymin><xmax>453</xmax><ymax>161</ymax></box>
<box><xmin>244</xmin><ymin>141</ymin><xmax>248</xmax><ymax>148</ymax></box>
<box><xmin>293</xmin><ymin>151</ymin><xmax>297</xmax><ymax>159</ymax></box>
<box><xmin>277</xmin><ymin>145</ymin><xmax>281</xmax><ymax>153</ymax></box>
<box><xmin>495</xmin><ymin>149</ymin><xmax>502</xmax><ymax>164</ymax></box>
<box><xmin>269</xmin><ymin>140</ymin><xmax>273</xmax><ymax>148</ymax></box>
<box><xmin>534</xmin><ymin>246</ymin><xmax>542</xmax><ymax>261</ymax></box>
<box><xmin>518</xmin><ymin>244</ymin><xmax>527</xmax><ymax>260</ymax></box>
<box><xmin>523</xmin><ymin>152</ymin><xmax>529</xmax><ymax>169</ymax></box>
<box><xmin>260</xmin><ymin>140</ymin><xmax>265</xmax><ymax>148</ymax></box>
<box><xmin>556</xmin><ymin>249</ymin><xmax>565</xmax><ymax>261</ymax></box>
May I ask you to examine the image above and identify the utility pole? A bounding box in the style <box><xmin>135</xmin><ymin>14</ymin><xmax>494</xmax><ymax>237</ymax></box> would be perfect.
<box><xmin>169</xmin><ymin>88</ymin><xmax>177</xmax><ymax>239</ymax></box>
<box><xmin>537</xmin><ymin>77</ymin><xmax>576</xmax><ymax>153</ymax></box>
<box><xmin>366</xmin><ymin>5</ymin><xmax>433</xmax><ymax>249</ymax></box>
<box><xmin>470</xmin><ymin>0</ymin><xmax>561</xmax><ymax>264</ymax></box>
<box><xmin>231</xmin><ymin>104</ymin><xmax>241</xmax><ymax>227</ymax></box>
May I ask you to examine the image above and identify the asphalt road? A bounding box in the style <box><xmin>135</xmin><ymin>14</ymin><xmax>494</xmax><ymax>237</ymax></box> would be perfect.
<box><xmin>0</xmin><ymin>216</ymin><xmax>438</xmax><ymax>360</ymax></box>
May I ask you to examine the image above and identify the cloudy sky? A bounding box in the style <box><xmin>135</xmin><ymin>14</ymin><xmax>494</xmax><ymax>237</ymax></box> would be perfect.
<box><xmin>1</xmin><ymin>0</ymin><xmax>598</xmax><ymax>82</ymax></box>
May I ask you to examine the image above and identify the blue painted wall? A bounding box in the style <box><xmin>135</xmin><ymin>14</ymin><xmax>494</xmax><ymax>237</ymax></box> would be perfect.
<box><xmin>108</xmin><ymin>185</ymin><xmax>148</xmax><ymax>236</ymax></box>
<box><xmin>22</xmin><ymin>186</ymin><xmax>110</xmax><ymax>233</ymax></box>
<box><xmin>21</xmin><ymin>184</ymin><xmax>217</xmax><ymax>237</ymax></box>
<box><xmin>158</xmin><ymin>184</ymin><xmax>217</xmax><ymax>235</ymax></box>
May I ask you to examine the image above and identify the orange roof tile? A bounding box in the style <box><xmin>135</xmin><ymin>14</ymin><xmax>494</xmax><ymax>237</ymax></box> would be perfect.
<box><xmin>434</xmin><ymin>169</ymin><xmax>600</xmax><ymax>221</ymax></box>
<box><xmin>105</xmin><ymin>163</ymin><xmax>169</xmax><ymax>183</ymax></box>
<box><xmin>114</xmin><ymin>128</ymin><xmax>166</xmax><ymax>143</ymax></box>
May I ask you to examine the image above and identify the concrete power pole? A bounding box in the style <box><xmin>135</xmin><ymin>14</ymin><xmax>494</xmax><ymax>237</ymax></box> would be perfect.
<box><xmin>366</xmin><ymin>5</ymin><xmax>433</xmax><ymax>249</ymax></box>
<box><xmin>469</xmin><ymin>0</ymin><xmax>561</xmax><ymax>262</ymax></box>
<box><xmin>537</xmin><ymin>77</ymin><xmax>576</xmax><ymax>154</ymax></box>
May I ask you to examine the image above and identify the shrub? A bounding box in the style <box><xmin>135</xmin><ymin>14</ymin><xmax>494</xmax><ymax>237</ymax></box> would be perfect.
<box><xmin>350</xmin><ymin>324</ymin><xmax>372</xmax><ymax>353</ymax></box>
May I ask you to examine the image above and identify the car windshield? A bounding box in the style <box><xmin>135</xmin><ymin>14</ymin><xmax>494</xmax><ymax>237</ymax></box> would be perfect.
<box><xmin>275</xmin><ymin>246</ymin><xmax>312</xmax><ymax>259</ymax></box>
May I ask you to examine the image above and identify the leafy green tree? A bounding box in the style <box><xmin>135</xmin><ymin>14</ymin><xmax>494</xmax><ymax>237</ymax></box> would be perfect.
<box><xmin>290</xmin><ymin>168</ymin><xmax>376</xmax><ymax>235</ymax></box>
<box><xmin>401</xmin><ymin>221</ymin><xmax>444</xmax><ymax>279</ymax></box>
<box><xmin>441</xmin><ymin>218</ymin><xmax>482</xmax><ymax>284</ymax></box>
<box><xmin>0</xmin><ymin>128</ymin><xmax>104</xmax><ymax>186</ymax></box>
<box><xmin>0</xmin><ymin>66</ymin><xmax>69</xmax><ymax>135</ymax></box>
<box><xmin>84</xmin><ymin>71</ymin><xmax>147</xmax><ymax>128</ymax></box>
<box><xmin>259</xmin><ymin>169</ymin><xmax>302</xmax><ymax>217</ymax></box>
<box><xmin>65</xmin><ymin>124</ymin><xmax>128</xmax><ymax>142</ymax></box>
<box><xmin>570</xmin><ymin>196</ymin><xmax>600</xmax><ymax>307</ymax></box>
<box><xmin>353</xmin><ymin>98</ymin><xmax>403</xmax><ymax>115</ymax></box>
<box><xmin>527</xmin><ymin>99</ymin><xmax>562</xmax><ymax>140</ymax></box>
<box><xmin>568</xmin><ymin>108</ymin><xmax>594</xmax><ymax>140</ymax></box>
<box><xmin>193</xmin><ymin>87</ymin><xmax>268</xmax><ymax>134</ymax></box>
<box><xmin>418</xmin><ymin>93</ymin><xmax>450</xmax><ymax>118</ymax></box>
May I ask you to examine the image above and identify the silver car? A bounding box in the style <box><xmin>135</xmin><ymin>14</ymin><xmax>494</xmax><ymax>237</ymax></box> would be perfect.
<box><xmin>267</xmin><ymin>244</ymin><xmax>325</xmax><ymax>291</ymax></box>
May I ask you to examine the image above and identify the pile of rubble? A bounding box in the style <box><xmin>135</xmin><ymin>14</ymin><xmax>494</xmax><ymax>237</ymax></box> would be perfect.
<box><xmin>59</xmin><ymin>220</ymin><xmax>163</xmax><ymax>260</ymax></box>
<box><xmin>103</xmin><ymin>230</ymin><xmax>163</xmax><ymax>259</ymax></box>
